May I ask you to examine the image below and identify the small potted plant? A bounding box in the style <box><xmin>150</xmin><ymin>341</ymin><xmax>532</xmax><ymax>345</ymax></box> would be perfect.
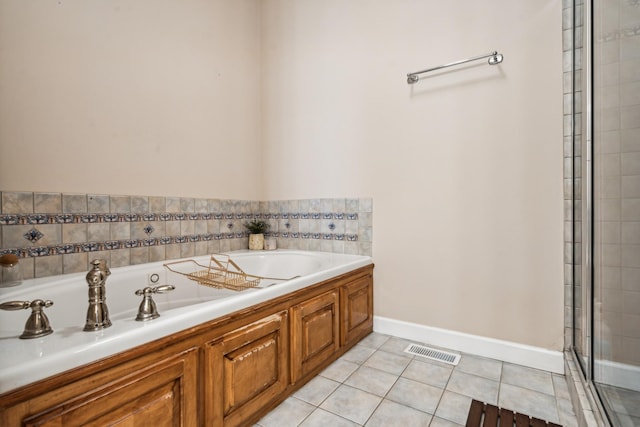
<box><xmin>244</xmin><ymin>220</ymin><xmax>270</xmax><ymax>250</ymax></box>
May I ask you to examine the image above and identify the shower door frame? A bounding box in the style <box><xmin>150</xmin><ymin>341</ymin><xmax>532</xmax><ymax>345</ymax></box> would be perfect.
<box><xmin>574</xmin><ymin>0</ymin><xmax>594</xmax><ymax>383</ymax></box>
<box><xmin>573</xmin><ymin>0</ymin><xmax>610</xmax><ymax>420</ymax></box>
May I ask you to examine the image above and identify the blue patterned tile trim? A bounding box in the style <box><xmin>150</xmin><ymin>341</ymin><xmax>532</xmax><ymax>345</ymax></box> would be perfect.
<box><xmin>0</xmin><ymin>212</ymin><xmax>335</xmax><ymax>224</ymax></box>
<box><xmin>1</xmin><ymin>210</ymin><xmax>361</xmax><ymax>259</ymax></box>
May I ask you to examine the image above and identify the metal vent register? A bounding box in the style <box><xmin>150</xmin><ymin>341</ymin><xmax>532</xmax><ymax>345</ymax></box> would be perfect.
<box><xmin>404</xmin><ymin>344</ymin><xmax>460</xmax><ymax>365</ymax></box>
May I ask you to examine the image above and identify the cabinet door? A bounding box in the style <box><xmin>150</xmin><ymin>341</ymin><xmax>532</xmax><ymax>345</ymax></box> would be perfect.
<box><xmin>22</xmin><ymin>348</ymin><xmax>198</xmax><ymax>427</ymax></box>
<box><xmin>204</xmin><ymin>311</ymin><xmax>289</xmax><ymax>427</ymax></box>
<box><xmin>341</xmin><ymin>274</ymin><xmax>373</xmax><ymax>347</ymax></box>
<box><xmin>290</xmin><ymin>290</ymin><xmax>340</xmax><ymax>383</ymax></box>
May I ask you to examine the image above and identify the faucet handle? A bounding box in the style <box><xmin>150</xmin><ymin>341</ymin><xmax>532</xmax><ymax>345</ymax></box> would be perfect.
<box><xmin>135</xmin><ymin>285</ymin><xmax>175</xmax><ymax>296</ymax></box>
<box><xmin>0</xmin><ymin>299</ymin><xmax>54</xmax><ymax>339</ymax></box>
<box><xmin>0</xmin><ymin>299</ymin><xmax>53</xmax><ymax>310</ymax></box>
<box><xmin>153</xmin><ymin>285</ymin><xmax>175</xmax><ymax>293</ymax></box>
<box><xmin>134</xmin><ymin>285</ymin><xmax>174</xmax><ymax>321</ymax></box>
<box><xmin>0</xmin><ymin>300</ymin><xmax>31</xmax><ymax>311</ymax></box>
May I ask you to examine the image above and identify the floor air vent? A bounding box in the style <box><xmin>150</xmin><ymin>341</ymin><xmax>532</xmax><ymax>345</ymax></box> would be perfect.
<box><xmin>404</xmin><ymin>344</ymin><xmax>461</xmax><ymax>365</ymax></box>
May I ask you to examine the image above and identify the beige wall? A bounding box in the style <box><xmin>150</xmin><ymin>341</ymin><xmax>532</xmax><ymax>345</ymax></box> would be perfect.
<box><xmin>0</xmin><ymin>0</ymin><xmax>564</xmax><ymax>350</ymax></box>
<box><xmin>261</xmin><ymin>0</ymin><xmax>565</xmax><ymax>350</ymax></box>
<box><xmin>0</xmin><ymin>0</ymin><xmax>262</xmax><ymax>199</ymax></box>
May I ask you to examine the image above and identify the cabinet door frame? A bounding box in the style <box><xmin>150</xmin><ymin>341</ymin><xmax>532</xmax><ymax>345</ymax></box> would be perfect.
<box><xmin>203</xmin><ymin>310</ymin><xmax>289</xmax><ymax>427</ymax></box>
<box><xmin>340</xmin><ymin>274</ymin><xmax>374</xmax><ymax>347</ymax></box>
<box><xmin>22</xmin><ymin>347</ymin><xmax>198</xmax><ymax>427</ymax></box>
<box><xmin>290</xmin><ymin>289</ymin><xmax>340</xmax><ymax>384</ymax></box>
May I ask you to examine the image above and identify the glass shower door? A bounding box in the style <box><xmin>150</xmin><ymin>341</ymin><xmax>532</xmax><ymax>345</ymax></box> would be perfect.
<box><xmin>591</xmin><ymin>0</ymin><xmax>640</xmax><ymax>424</ymax></box>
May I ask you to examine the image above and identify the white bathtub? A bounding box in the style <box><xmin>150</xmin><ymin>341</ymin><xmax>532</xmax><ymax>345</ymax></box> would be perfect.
<box><xmin>0</xmin><ymin>250</ymin><xmax>372</xmax><ymax>394</ymax></box>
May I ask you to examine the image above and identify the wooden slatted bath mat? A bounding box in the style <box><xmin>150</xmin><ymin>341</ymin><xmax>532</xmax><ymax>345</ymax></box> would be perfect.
<box><xmin>465</xmin><ymin>400</ymin><xmax>562</xmax><ymax>427</ymax></box>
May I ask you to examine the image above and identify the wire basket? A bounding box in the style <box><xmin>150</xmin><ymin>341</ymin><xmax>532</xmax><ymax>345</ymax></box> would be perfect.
<box><xmin>164</xmin><ymin>254</ymin><xmax>287</xmax><ymax>291</ymax></box>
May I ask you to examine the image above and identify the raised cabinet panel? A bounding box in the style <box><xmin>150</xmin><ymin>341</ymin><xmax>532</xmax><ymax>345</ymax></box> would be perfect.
<box><xmin>290</xmin><ymin>290</ymin><xmax>340</xmax><ymax>383</ymax></box>
<box><xmin>22</xmin><ymin>348</ymin><xmax>198</xmax><ymax>427</ymax></box>
<box><xmin>204</xmin><ymin>311</ymin><xmax>289</xmax><ymax>427</ymax></box>
<box><xmin>341</xmin><ymin>274</ymin><xmax>374</xmax><ymax>347</ymax></box>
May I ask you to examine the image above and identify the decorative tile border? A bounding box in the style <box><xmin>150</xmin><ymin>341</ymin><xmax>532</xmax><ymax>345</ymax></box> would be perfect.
<box><xmin>0</xmin><ymin>211</ymin><xmax>361</xmax><ymax>256</ymax></box>
<box><xmin>0</xmin><ymin>192</ymin><xmax>373</xmax><ymax>279</ymax></box>
<box><xmin>0</xmin><ymin>212</ymin><xmax>359</xmax><ymax>226</ymax></box>
<box><xmin>0</xmin><ymin>231</ymin><xmax>360</xmax><ymax>258</ymax></box>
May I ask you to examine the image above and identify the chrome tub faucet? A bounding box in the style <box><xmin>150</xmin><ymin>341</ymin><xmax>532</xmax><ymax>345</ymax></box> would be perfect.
<box><xmin>83</xmin><ymin>259</ymin><xmax>112</xmax><ymax>331</ymax></box>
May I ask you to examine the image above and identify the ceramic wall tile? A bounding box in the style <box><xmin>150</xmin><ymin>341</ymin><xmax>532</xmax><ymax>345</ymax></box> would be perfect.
<box><xmin>180</xmin><ymin>220</ymin><xmax>195</xmax><ymax>236</ymax></box>
<box><xmin>180</xmin><ymin>242</ymin><xmax>195</xmax><ymax>258</ymax></box>
<box><xmin>131</xmin><ymin>247</ymin><xmax>149</xmax><ymax>265</ymax></box>
<box><xmin>622</xmin><ymin>153</ymin><xmax>640</xmax><ymax>176</ymax></box>
<box><xmin>621</xmin><ymin>244</ymin><xmax>640</xmax><ymax>268</ymax></box>
<box><xmin>110</xmin><ymin>195</ymin><xmax>131</xmax><ymax>213</ymax></box>
<box><xmin>622</xmin><ymin>267</ymin><xmax>640</xmax><ymax>291</ymax></box>
<box><xmin>165</xmin><ymin>197</ymin><xmax>180</xmax><ymax>213</ymax></box>
<box><xmin>180</xmin><ymin>198</ymin><xmax>194</xmax><ymax>213</ymax></box>
<box><xmin>622</xmin><ymin>198</ymin><xmax>640</xmax><ymax>221</ymax></box>
<box><xmin>195</xmin><ymin>241</ymin><xmax>208</xmax><ymax>256</ymax></box>
<box><xmin>62</xmin><ymin>194</ymin><xmax>87</xmax><ymax>213</ymax></box>
<box><xmin>109</xmin><ymin>223</ymin><xmax>130</xmax><ymax>241</ymax></box>
<box><xmin>131</xmin><ymin>196</ymin><xmax>149</xmax><ymax>214</ymax></box>
<box><xmin>621</xmin><ymin>222</ymin><xmax>640</xmax><ymax>244</ymax></box>
<box><xmin>623</xmin><ymin>176</ymin><xmax>640</xmax><ymax>198</ymax></box>
<box><xmin>1</xmin><ymin>192</ymin><xmax>33</xmax><ymax>214</ymax></box>
<box><xmin>34</xmin><ymin>193</ymin><xmax>61</xmax><ymax>213</ymax></box>
<box><xmin>88</xmin><ymin>194</ymin><xmax>109</xmax><ymax>213</ymax></box>
<box><xmin>149</xmin><ymin>245</ymin><xmax>165</xmax><ymax>263</ymax></box>
<box><xmin>621</xmin><ymin>337</ymin><xmax>640</xmax><ymax>364</ymax></box>
<box><xmin>149</xmin><ymin>196</ymin><xmax>166</xmax><ymax>212</ymax></box>
<box><xmin>63</xmin><ymin>253</ymin><xmax>88</xmax><ymax>274</ymax></box>
<box><xmin>17</xmin><ymin>257</ymin><xmax>34</xmax><ymax>280</ymax></box>
<box><xmin>3</xmin><ymin>225</ymin><xmax>34</xmax><ymax>248</ymax></box>
<box><xmin>194</xmin><ymin>220</ymin><xmax>207</xmax><ymax>235</ymax></box>
<box><xmin>620</xmin><ymin>59</ymin><xmax>640</xmax><ymax>84</ymax></box>
<box><xmin>62</xmin><ymin>223</ymin><xmax>87</xmax><ymax>245</ymax></box>
<box><xmin>208</xmin><ymin>199</ymin><xmax>221</xmax><ymax>212</ymax></box>
<box><xmin>110</xmin><ymin>249</ymin><xmax>130</xmax><ymax>268</ymax></box>
<box><xmin>35</xmin><ymin>255</ymin><xmax>62</xmax><ymax>278</ymax></box>
<box><xmin>194</xmin><ymin>199</ymin><xmax>207</xmax><ymax>213</ymax></box>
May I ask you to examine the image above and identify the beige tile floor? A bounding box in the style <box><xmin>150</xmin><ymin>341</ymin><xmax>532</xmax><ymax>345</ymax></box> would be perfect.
<box><xmin>257</xmin><ymin>333</ymin><xmax>578</xmax><ymax>427</ymax></box>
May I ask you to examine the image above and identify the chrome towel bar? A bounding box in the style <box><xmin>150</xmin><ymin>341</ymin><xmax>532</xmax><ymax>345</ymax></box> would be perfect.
<box><xmin>407</xmin><ymin>51</ymin><xmax>503</xmax><ymax>84</ymax></box>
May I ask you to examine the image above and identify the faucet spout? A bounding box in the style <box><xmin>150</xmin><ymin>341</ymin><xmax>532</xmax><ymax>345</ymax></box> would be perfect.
<box><xmin>83</xmin><ymin>259</ymin><xmax>112</xmax><ymax>331</ymax></box>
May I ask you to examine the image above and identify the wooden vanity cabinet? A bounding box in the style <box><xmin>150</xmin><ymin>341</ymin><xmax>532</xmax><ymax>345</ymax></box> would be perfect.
<box><xmin>203</xmin><ymin>311</ymin><xmax>289</xmax><ymax>427</ymax></box>
<box><xmin>0</xmin><ymin>265</ymin><xmax>374</xmax><ymax>427</ymax></box>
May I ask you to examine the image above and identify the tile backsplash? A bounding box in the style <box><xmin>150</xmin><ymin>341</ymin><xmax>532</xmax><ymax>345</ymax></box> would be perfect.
<box><xmin>0</xmin><ymin>191</ymin><xmax>372</xmax><ymax>280</ymax></box>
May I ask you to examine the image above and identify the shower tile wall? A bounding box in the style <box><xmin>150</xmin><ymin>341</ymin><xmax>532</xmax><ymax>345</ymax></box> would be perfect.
<box><xmin>0</xmin><ymin>191</ymin><xmax>372</xmax><ymax>280</ymax></box>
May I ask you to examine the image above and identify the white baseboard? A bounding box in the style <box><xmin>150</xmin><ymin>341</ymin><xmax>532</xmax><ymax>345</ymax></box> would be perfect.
<box><xmin>595</xmin><ymin>359</ymin><xmax>640</xmax><ymax>392</ymax></box>
<box><xmin>373</xmin><ymin>316</ymin><xmax>564</xmax><ymax>374</ymax></box>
